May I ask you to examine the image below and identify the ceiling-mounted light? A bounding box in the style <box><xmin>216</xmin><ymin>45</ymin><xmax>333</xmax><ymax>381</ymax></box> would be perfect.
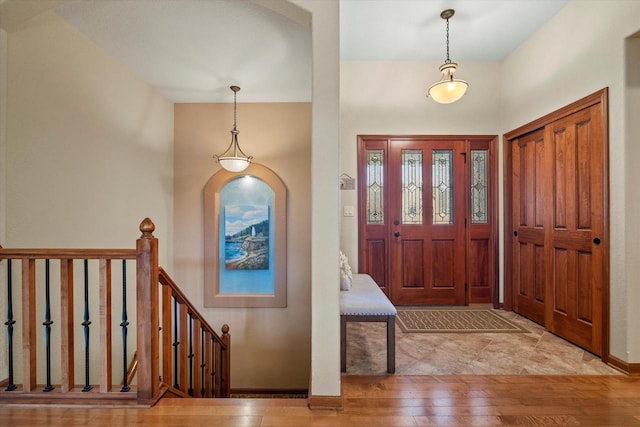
<box><xmin>427</xmin><ymin>9</ymin><xmax>469</xmax><ymax>104</ymax></box>
<box><xmin>213</xmin><ymin>85</ymin><xmax>253</xmax><ymax>172</ymax></box>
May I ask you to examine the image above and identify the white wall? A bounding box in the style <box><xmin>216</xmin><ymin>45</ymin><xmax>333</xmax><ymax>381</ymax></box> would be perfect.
<box><xmin>340</xmin><ymin>61</ymin><xmax>502</xmax><ymax>266</ymax></box>
<box><xmin>290</xmin><ymin>0</ymin><xmax>341</xmax><ymax>399</ymax></box>
<box><xmin>500</xmin><ymin>0</ymin><xmax>640</xmax><ymax>363</ymax></box>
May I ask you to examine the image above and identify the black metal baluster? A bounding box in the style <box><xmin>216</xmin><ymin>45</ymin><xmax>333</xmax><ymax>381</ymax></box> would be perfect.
<box><xmin>42</xmin><ymin>259</ymin><xmax>54</xmax><ymax>392</ymax></box>
<box><xmin>200</xmin><ymin>327</ymin><xmax>205</xmax><ymax>397</ymax></box>
<box><xmin>188</xmin><ymin>313</ymin><xmax>194</xmax><ymax>397</ymax></box>
<box><xmin>81</xmin><ymin>259</ymin><xmax>92</xmax><ymax>392</ymax></box>
<box><xmin>4</xmin><ymin>260</ymin><xmax>16</xmax><ymax>391</ymax></box>
<box><xmin>120</xmin><ymin>260</ymin><xmax>130</xmax><ymax>392</ymax></box>
<box><xmin>172</xmin><ymin>298</ymin><xmax>179</xmax><ymax>389</ymax></box>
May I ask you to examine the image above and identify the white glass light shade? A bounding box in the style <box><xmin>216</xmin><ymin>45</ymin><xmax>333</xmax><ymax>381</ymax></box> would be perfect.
<box><xmin>218</xmin><ymin>156</ymin><xmax>251</xmax><ymax>172</ymax></box>
<box><xmin>428</xmin><ymin>79</ymin><xmax>469</xmax><ymax>104</ymax></box>
<box><xmin>428</xmin><ymin>62</ymin><xmax>468</xmax><ymax>104</ymax></box>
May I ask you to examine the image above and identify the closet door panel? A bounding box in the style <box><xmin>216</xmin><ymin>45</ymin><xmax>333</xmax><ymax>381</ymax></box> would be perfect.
<box><xmin>549</xmin><ymin>105</ymin><xmax>604</xmax><ymax>355</ymax></box>
<box><xmin>511</xmin><ymin>130</ymin><xmax>547</xmax><ymax>325</ymax></box>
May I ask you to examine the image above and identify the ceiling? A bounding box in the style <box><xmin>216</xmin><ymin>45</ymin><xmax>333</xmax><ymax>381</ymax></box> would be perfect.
<box><xmin>1</xmin><ymin>0</ymin><xmax>570</xmax><ymax>102</ymax></box>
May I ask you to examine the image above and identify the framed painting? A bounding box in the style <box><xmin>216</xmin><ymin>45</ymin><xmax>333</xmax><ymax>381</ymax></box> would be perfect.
<box><xmin>224</xmin><ymin>204</ymin><xmax>269</xmax><ymax>271</ymax></box>
<box><xmin>204</xmin><ymin>163</ymin><xmax>287</xmax><ymax>307</ymax></box>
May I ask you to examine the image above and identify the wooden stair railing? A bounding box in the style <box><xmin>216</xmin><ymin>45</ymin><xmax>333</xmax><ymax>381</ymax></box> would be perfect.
<box><xmin>0</xmin><ymin>218</ymin><xmax>230</xmax><ymax>406</ymax></box>
<box><xmin>158</xmin><ymin>268</ymin><xmax>230</xmax><ymax>398</ymax></box>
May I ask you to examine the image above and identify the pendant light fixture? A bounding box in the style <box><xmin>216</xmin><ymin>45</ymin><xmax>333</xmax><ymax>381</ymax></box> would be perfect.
<box><xmin>213</xmin><ymin>85</ymin><xmax>253</xmax><ymax>172</ymax></box>
<box><xmin>427</xmin><ymin>9</ymin><xmax>469</xmax><ymax>104</ymax></box>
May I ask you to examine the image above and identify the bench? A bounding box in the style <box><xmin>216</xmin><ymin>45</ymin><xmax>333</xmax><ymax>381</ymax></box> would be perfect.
<box><xmin>339</xmin><ymin>273</ymin><xmax>397</xmax><ymax>373</ymax></box>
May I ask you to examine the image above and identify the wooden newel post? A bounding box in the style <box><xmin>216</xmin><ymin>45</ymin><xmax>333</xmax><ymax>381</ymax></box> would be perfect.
<box><xmin>221</xmin><ymin>324</ymin><xmax>231</xmax><ymax>397</ymax></box>
<box><xmin>136</xmin><ymin>218</ymin><xmax>160</xmax><ymax>402</ymax></box>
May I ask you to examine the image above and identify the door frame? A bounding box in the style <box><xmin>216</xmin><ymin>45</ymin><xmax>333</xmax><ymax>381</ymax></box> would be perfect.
<box><xmin>502</xmin><ymin>88</ymin><xmax>610</xmax><ymax>362</ymax></box>
<box><xmin>357</xmin><ymin>135</ymin><xmax>499</xmax><ymax>307</ymax></box>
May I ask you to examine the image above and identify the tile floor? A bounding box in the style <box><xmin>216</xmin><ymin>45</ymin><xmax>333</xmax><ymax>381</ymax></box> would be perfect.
<box><xmin>345</xmin><ymin>308</ymin><xmax>622</xmax><ymax>375</ymax></box>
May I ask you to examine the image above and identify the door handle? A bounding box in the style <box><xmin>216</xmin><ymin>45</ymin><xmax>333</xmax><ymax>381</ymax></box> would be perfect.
<box><xmin>513</xmin><ymin>231</ymin><xmax>518</xmax><ymax>237</ymax></box>
<box><xmin>593</xmin><ymin>237</ymin><xmax>601</xmax><ymax>245</ymax></box>
<box><xmin>394</xmin><ymin>231</ymin><xmax>400</xmax><ymax>238</ymax></box>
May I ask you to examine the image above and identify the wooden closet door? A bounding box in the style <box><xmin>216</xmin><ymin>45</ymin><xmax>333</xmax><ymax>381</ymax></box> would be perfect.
<box><xmin>548</xmin><ymin>105</ymin><xmax>604</xmax><ymax>355</ymax></box>
<box><xmin>511</xmin><ymin>129</ymin><xmax>548</xmax><ymax>326</ymax></box>
<box><xmin>506</xmin><ymin>89</ymin><xmax>608</xmax><ymax>358</ymax></box>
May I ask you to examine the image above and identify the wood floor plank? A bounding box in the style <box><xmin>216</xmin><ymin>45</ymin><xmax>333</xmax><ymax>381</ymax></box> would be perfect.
<box><xmin>1</xmin><ymin>375</ymin><xmax>640</xmax><ymax>426</ymax></box>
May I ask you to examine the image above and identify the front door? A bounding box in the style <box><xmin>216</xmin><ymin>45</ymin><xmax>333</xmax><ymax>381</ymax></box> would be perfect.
<box><xmin>358</xmin><ymin>136</ymin><xmax>496</xmax><ymax>306</ymax></box>
<box><xmin>388</xmin><ymin>139</ymin><xmax>466</xmax><ymax>305</ymax></box>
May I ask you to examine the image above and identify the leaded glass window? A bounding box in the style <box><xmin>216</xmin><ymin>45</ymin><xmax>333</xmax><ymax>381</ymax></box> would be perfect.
<box><xmin>432</xmin><ymin>150</ymin><xmax>453</xmax><ymax>224</ymax></box>
<box><xmin>471</xmin><ymin>150</ymin><xmax>488</xmax><ymax>224</ymax></box>
<box><xmin>366</xmin><ymin>149</ymin><xmax>384</xmax><ymax>224</ymax></box>
<box><xmin>401</xmin><ymin>150</ymin><xmax>423</xmax><ymax>224</ymax></box>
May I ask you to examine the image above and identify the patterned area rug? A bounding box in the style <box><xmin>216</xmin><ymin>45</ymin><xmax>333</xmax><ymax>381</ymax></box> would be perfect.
<box><xmin>396</xmin><ymin>308</ymin><xmax>529</xmax><ymax>333</ymax></box>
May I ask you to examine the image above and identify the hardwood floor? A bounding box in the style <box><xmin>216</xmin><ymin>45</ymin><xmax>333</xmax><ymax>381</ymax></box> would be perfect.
<box><xmin>0</xmin><ymin>375</ymin><xmax>639</xmax><ymax>426</ymax></box>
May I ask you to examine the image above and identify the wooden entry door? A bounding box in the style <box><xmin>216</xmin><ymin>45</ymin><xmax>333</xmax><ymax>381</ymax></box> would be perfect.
<box><xmin>506</xmin><ymin>89</ymin><xmax>608</xmax><ymax>356</ymax></box>
<box><xmin>389</xmin><ymin>139</ymin><xmax>466</xmax><ymax>305</ymax></box>
<box><xmin>358</xmin><ymin>136</ymin><xmax>497</xmax><ymax>306</ymax></box>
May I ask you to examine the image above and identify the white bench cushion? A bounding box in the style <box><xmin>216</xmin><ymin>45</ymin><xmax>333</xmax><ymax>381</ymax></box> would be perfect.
<box><xmin>340</xmin><ymin>274</ymin><xmax>397</xmax><ymax>316</ymax></box>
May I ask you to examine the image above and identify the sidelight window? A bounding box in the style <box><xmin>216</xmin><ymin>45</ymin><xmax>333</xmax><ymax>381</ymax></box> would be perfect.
<box><xmin>366</xmin><ymin>149</ymin><xmax>384</xmax><ymax>224</ymax></box>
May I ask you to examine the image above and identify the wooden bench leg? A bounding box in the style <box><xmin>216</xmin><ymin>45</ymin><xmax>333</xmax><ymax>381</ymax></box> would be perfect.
<box><xmin>387</xmin><ymin>316</ymin><xmax>395</xmax><ymax>373</ymax></box>
<box><xmin>340</xmin><ymin>315</ymin><xmax>347</xmax><ymax>372</ymax></box>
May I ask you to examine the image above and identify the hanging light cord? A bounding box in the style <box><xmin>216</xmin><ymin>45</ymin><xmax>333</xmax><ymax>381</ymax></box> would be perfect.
<box><xmin>445</xmin><ymin>16</ymin><xmax>451</xmax><ymax>64</ymax></box>
<box><xmin>232</xmin><ymin>88</ymin><xmax>238</xmax><ymax>133</ymax></box>
<box><xmin>230</xmin><ymin>86</ymin><xmax>240</xmax><ymax>157</ymax></box>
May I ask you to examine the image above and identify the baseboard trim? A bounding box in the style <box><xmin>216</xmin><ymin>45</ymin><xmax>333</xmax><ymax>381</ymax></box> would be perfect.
<box><xmin>230</xmin><ymin>388</ymin><xmax>308</xmax><ymax>398</ymax></box>
<box><xmin>307</xmin><ymin>394</ymin><xmax>343</xmax><ymax>410</ymax></box>
<box><xmin>607</xmin><ymin>354</ymin><xmax>640</xmax><ymax>375</ymax></box>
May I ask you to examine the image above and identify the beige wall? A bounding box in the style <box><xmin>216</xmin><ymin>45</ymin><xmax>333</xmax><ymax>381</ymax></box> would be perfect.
<box><xmin>173</xmin><ymin>102</ymin><xmax>311</xmax><ymax>390</ymax></box>
<box><xmin>0</xmin><ymin>27</ymin><xmax>7</xmax><ymax>378</ymax></box>
<box><xmin>625</xmin><ymin>36</ymin><xmax>640</xmax><ymax>367</ymax></box>
<box><xmin>6</xmin><ymin>11</ymin><xmax>174</xmax><ymax>255</ymax></box>
<box><xmin>500</xmin><ymin>0</ymin><xmax>640</xmax><ymax>363</ymax></box>
<box><xmin>4</xmin><ymin>11</ymin><xmax>174</xmax><ymax>382</ymax></box>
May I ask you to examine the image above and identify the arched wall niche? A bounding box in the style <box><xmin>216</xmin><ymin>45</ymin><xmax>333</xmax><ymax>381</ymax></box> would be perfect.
<box><xmin>204</xmin><ymin>163</ymin><xmax>287</xmax><ymax>307</ymax></box>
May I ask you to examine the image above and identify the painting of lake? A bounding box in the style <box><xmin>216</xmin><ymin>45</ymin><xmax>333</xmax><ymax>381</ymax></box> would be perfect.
<box><xmin>224</xmin><ymin>204</ymin><xmax>269</xmax><ymax>270</ymax></box>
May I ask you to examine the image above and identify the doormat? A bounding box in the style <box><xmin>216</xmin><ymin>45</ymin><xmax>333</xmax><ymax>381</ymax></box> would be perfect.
<box><xmin>396</xmin><ymin>308</ymin><xmax>529</xmax><ymax>333</ymax></box>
